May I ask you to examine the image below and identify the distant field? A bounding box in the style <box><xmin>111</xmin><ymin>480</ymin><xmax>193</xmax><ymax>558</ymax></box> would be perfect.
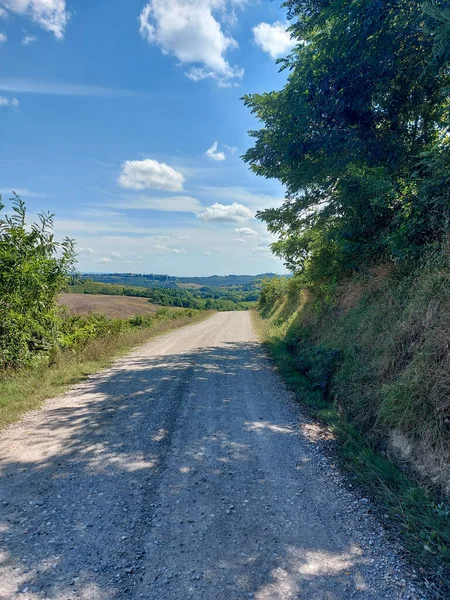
<box><xmin>177</xmin><ymin>282</ymin><xmax>203</xmax><ymax>289</ymax></box>
<box><xmin>59</xmin><ymin>293</ymin><xmax>168</xmax><ymax>318</ymax></box>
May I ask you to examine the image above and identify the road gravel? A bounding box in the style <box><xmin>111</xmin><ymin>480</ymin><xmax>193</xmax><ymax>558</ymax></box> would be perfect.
<box><xmin>0</xmin><ymin>312</ymin><xmax>424</xmax><ymax>599</ymax></box>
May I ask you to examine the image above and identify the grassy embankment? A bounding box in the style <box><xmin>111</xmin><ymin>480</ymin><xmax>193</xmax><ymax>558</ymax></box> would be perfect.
<box><xmin>0</xmin><ymin>308</ymin><xmax>210</xmax><ymax>432</ymax></box>
<box><xmin>254</xmin><ymin>262</ymin><xmax>450</xmax><ymax>597</ymax></box>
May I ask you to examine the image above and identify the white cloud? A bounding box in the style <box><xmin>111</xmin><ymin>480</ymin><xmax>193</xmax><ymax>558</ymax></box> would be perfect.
<box><xmin>102</xmin><ymin>195</ymin><xmax>200</xmax><ymax>213</ymax></box>
<box><xmin>118</xmin><ymin>159</ymin><xmax>185</xmax><ymax>192</ymax></box>
<box><xmin>153</xmin><ymin>244</ymin><xmax>186</xmax><ymax>254</ymax></box>
<box><xmin>224</xmin><ymin>144</ymin><xmax>237</xmax><ymax>153</ymax></box>
<box><xmin>253</xmin><ymin>21</ymin><xmax>296</xmax><ymax>59</ymax></box>
<box><xmin>110</xmin><ymin>252</ymin><xmax>121</xmax><ymax>258</ymax></box>
<box><xmin>201</xmin><ymin>186</ymin><xmax>284</xmax><ymax>209</ymax></box>
<box><xmin>0</xmin><ymin>77</ymin><xmax>136</xmax><ymax>97</ymax></box>
<box><xmin>0</xmin><ymin>187</ymin><xmax>44</xmax><ymax>197</ymax></box>
<box><xmin>0</xmin><ymin>32</ymin><xmax>6</xmax><ymax>43</ymax></box>
<box><xmin>22</xmin><ymin>33</ymin><xmax>37</xmax><ymax>45</ymax></box>
<box><xmin>54</xmin><ymin>219</ymin><xmax>168</xmax><ymax>236</ymax></box>
<box><xmin>139</xmin><ymin>0</ymin><xmax>244</xmax><ymax>86</ymax></box>
<box><xmin>232</xmin><ymin>238</ymin><xmax>245</xmax><ymax>243</ymax></box>
<box><xmin>0</xmin><ymin>7</ymin><xmax>7</xmax><ymax>17</ymax></box>
<box><xmin>234</xmin><ymin>227</ymin><xmax>257</xmax><ymax>236</ymax></box>
<box><xmin>0</xmin><ymin>95</ymin><xmax>18</xmax><ymax>106</ymax></box>
<box><xmin>252</xmin><ymin>244</ymin><xmax>271</xmax><ymax>254</ymax></box>
<box><xmin>77</xmin><ymin>247</ymin><xmax>96</xmax><ymax>255</ymax></box>
<box><xmin>197</xmin><ymin>202</ymin><xmax>253</xmax><ymax>223</ymax></box>
<box><xmin>95</xmin><ymin>257</ymin><xmax>112</xmax><ymax>264</ymax></box>
<box><xmin>205</xmin><ymin>141</ymin><xmax>225</xmax><ymax>161</ymax></box>
<box><xmin>0</xmin><ymin>0</ymin><xmax>70</xmax><ymax>39</ymax></box>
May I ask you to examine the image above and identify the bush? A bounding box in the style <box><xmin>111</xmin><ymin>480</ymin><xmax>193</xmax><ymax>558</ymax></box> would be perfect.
<box><xmin>58</xmin><ymin>308</ymin><xmax>201</xmax><ymax>353</ymax></box>
<box><xmin>291</xmin><ymin>343</ymin><xmax>340</xmax><ymax>395</ymax></box>
<box><xmin>0</xmin><ymin>195</ymin><xmax>75</xmax><ymax>370</ymax></box>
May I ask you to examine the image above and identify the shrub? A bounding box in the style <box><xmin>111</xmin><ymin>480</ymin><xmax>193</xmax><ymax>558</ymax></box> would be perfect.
<box><xmin>0</xmin><ymin>195</ymin><xmax>75</xmax><ymax>370</ymax></box>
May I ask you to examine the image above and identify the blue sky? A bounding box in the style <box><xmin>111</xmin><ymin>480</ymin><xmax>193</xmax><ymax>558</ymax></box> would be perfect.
<box><xmin>0</xmin><ymin>0</ymin><xmax>294</xmax><ymax>276</ymax></box>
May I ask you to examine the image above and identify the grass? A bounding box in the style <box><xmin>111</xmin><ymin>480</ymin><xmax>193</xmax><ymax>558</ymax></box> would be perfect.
<box><xmin>0</xmin><ymin>311</ymin><xmax>209</xmax><ymax>432</ymax></box>
<box><xmin>252</xmin><ymin>307</ymin><xmax>450</xmax><ymax>598</ymax></box>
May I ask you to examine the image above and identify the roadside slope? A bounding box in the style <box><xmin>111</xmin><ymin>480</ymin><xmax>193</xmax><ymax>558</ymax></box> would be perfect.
<box><xmin>0</xmin><ymin>313</ymin><xmax>421</xmax><ymax>599</ymax></box>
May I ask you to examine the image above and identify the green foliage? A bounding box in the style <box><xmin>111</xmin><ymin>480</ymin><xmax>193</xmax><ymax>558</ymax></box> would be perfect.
<box><xmin>289</xmin><ymin>342</ymin><xmax>340</xmax><ymax>394</ymax></box>
<box><xmin>0</xmin><ymin>194</ymin><xmax>75</xmax><ymax>370</ymax></box>
<box><xmin>243</xmin><ymin>0</ymin><xmax>450</xmax><ymax>281</ymax></box>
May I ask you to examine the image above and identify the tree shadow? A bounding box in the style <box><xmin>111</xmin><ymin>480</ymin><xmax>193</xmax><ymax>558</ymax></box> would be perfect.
<box><xmin>0</xmin><ymin>341</ymin><xmax>399</xmax><ymax>599</ymax></box>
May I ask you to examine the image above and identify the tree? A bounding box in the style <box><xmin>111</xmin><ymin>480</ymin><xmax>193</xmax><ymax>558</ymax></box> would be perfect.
<box><xmin>243</xmin><ymin>0</ymin><xmax>450</xmax><ymax>279</ymax></box>
<box><xmin>0</xmin><ymin>194</ymin><xmax>75</xmax><ymax>369</ymax></box>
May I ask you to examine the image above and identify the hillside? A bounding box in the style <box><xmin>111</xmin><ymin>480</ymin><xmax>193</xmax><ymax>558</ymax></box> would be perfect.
<box><xmin>82</xmin><ymin>272</ymin><xmax>280</xmax><ymax>290</ymax></box>
<box><xmin>257</xmin><ymin>264</ymin><xmax>450</xmax><ymax>592</ymax></box>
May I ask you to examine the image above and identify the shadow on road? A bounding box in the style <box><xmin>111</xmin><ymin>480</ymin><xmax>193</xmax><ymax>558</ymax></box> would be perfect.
<box><xmin>0</xmin><ymin>341</ymin><xmax>380</xmax><ymax>599</ymax></box>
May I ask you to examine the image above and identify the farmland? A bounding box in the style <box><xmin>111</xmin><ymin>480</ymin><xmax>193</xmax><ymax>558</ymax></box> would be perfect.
<box><xmin>58</xmin><ymin>293</ymin><xmax>170</xmax><ymax>319</ymax></box>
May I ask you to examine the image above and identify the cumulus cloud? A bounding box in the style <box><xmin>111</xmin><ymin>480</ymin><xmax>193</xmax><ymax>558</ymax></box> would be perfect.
<box><xmin>0</xmin><ymin>95</ymin><xmax>18</xmax><ymax>106</ymax></box>
<box><xmin>118</xmin><ymin>159</ymin><xmax>185</xmax><ymax>192</ymax></box>
<box><xmin>110</xmin><ymin>252</ymin><xmax>121</xmax><ymax>258</ymax></box>
<box><xmin>153</xmin><ymin>244</ymin><xmax>186</xmax><ymax>254</ymax></box>
<box><xmin>200</xmin><ymin>185</ymin><xmax>285</xmax><ymax>209</ymax></box>
<box><xmin>253</xmin><ymin>21</ymin><xmax>296</xmax><ymax>59</ymax></box>
<box><xmin>0</xmin><ymin>32</ymin><xmax>6</xmax><ymax>43</ymax></box>
<box><xmin>22</xmin><ymin>33</ymin><xmax>37</xmax><ymax>45</ymax></box>
<box><xmin>77</xmin><ymin>247</ymin><xmax>96</xmax><ymax>255</ymax></box>
<box><xmin>197</xmin><ymin>202</ymin><xmax>253</xmax><ymax>223</ymax></box>
<box><xmin>0</xmin><ymin>0</ymin><xmax>70</xmax><ymax>39</ymax></box>
<box><xmin>234</xmin><ymin>227</ymin><xmax>257</xmax><ymax>236</ymax></box>
<box><xmin>205</xmin><ymin>141</ymin><xmax>225</xmax><ymax>161</ymax></box>
<box><xmin>95</xmin><ymin>257</ymin><xmax>112</xmax><ymax>264</ymax></box>
<box><xmin>139</xmin><ymin>0</ymin><xmax>244</xmax><ymax>86</ymax></box>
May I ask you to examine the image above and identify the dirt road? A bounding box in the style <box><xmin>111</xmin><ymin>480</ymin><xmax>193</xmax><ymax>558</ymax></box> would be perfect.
<box><xmin>0</xmin><ymin>312</ymin><xmax>422</xmax><ymax>599</ymax></box>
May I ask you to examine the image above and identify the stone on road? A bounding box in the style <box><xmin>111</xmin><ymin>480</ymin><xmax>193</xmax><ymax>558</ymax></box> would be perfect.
<box><xmin>0</xmin><ymin>312</ymin><xmax>421</xmax><ymax>599</ymax></box>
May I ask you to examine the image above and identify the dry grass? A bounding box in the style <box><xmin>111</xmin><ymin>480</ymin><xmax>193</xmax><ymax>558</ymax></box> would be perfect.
<box><xmin>58</xmin><ymin>293</ymin><xmax>173</xmax><ymax>319</ymax></box>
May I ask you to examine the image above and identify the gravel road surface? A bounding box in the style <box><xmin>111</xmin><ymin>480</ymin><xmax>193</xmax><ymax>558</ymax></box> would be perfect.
<box><xmin>0</xmin><ymin>312</ymin><xmax>423</xmax><ymax>599</ymax></box>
